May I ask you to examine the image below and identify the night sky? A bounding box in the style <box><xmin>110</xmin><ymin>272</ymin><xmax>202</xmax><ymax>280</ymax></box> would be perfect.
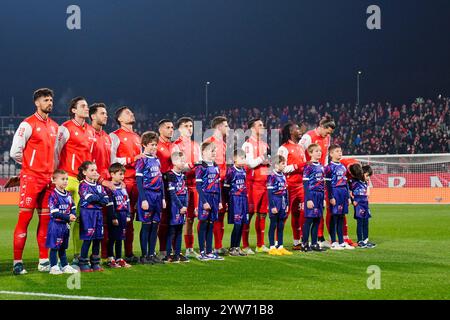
<box><xmin>0</xmin><ymin>0</ymin><xmax>449</xmax><ymax>115</ymax></box>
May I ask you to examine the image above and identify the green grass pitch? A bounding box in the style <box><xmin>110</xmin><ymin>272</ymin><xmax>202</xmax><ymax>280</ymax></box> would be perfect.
<box><xmin>0</xmin><ymin>204</ymin><xmax>449</xmax><ymax>300</ymax></box>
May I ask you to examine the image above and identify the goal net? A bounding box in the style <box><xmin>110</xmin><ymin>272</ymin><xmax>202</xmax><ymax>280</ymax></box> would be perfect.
<box><xmin>344</xmin><ymin>153</ymin><xmax>450</xmax><ymax>204</ymax></box>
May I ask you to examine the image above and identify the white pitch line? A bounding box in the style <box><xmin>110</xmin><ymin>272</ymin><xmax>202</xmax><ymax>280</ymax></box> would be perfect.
<box><xmin>0</xmin><ymin>290</ymin><xmax>130</xmax><ymax>300</ymax></box>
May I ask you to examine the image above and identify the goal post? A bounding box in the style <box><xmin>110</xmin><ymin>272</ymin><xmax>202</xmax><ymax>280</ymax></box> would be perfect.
<box><xmin>344</xmin><ymin>153</ymin><xmax>450</xmax><ymax>204</ymax></box>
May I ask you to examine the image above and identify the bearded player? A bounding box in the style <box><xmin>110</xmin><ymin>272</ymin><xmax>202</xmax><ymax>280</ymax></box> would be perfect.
<box><xmin>172</xmin><ymin>117</ymin><xmax>202</xmax><ymax>258</ymax></box>
<box><xmin>278</xmin><ymin>122</ymin><xmax>307</xmax><ymax>250</ymax></box>
<box><xmin>110</xmin><ymin>106</ymin><xmax>144</xmax><ymax>263</ymax></box>
<box><xmin>10</xmin><ymin>88</ymin><xmax>59</xmax><ymax>275</ymax></box>
<box><xmin>89</xmin><ymin>103</ymin><xmax>116</xmax><ymax>259</ymax></box>
<box><xmin>242</xmin><ymin>118</ymin><xmax>271</xmax><ymax>254</ymax></box>
<box><xmin>55</xmin><ymin>96</ymin><xmax>96</xmax><ymax>265</ymax></box>
<box><xmin>204</xmin><ymin>116</ymin><xmax>229</xmax><ymax>255</ymax></box>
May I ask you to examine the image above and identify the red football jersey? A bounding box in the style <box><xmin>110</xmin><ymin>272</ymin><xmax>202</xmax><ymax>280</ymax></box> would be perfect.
<box><xmin>242</xmin><ymin>136</ymin><xmax>270</xmax><ymax>184</ymax></box>
<box><xmin>92</xmin><ymin>128</ymin><xmax>112</xmax><ymax>180</ymax></box>
<box><xmin>204</xmin><ymin>134</ymin><xmax>227</xmax><ymax>180</ymax></box>
<box><xmin>299</xmin><ymin>128</ymin><xmax>331</xmax><ymax>165</ymax></box>
<box><xmin>172</xmin><ymin>136</ymin><xmax>201</xmax><ymax>186</ymax></box>
<box><xmin>157</xmin><ymin>136</ymin><xmax>173</xmax><ymax>174</ymax></box>
<box><xmin>10</xmin><ymin>112</ymin><xmax>59</xmax><ymax>180</ymax></box>
<box><xmin>56</xmin><ymin>119</ymin><xmax>96</xmax><ymax>177</ymax></box>
<box><xmin>110</xmin><ymin>127</ymin><xmax>142</xmax><ymax>181</ymax></box>
<box><xmin>278</xmin><ymin>140</ymin><xmax>307</xmax><ymax>186</ymax></box>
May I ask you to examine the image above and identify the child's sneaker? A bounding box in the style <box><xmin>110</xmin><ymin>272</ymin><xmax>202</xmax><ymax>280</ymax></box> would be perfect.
<box><xmin>256</xmin><ymin>245</ymin><xmax>270</xmax><ymax>253</ymax></box>
<box><xmin>149</xmin><ymin>255</ymin><xmax>164</xmax><ymax>264</ymax></box>
<box><xmin>300</xmin><ymin>243</ymin><xmax>310</xmax><ymax>252</ymax></box>
<box><xmin>92</xmin><ymin>264</ymin><xmax>104</xmax><ymax>272</ymax></box>
<box><xmin>197</xmin><ymin>252</ymin><xmax>210</xmax><ymax>261</ymax></box>
<box><xmin>331</xmin><ymin>242</ymin><xmax>344</xmax><ymax>250</ymax></box>
<box><xmin>124</xmin><ymin>255</ymin><xmax>139</xmax><ymax>264</ymax></box>
<box><xmin>61</xmin><ymin>265</ymin><xmax>79</xmax><ymax>274</ymax></box>
<box><xmin>140</xmin><ymin>256</ymin><xmax>153</xmax><ymax>265</ymax></box>
<box><xmin>366</xmin><ymin>242</ymin><xmax>377</xmax><ymax>249</ymax></box>
<box><xmin>216</xmin><ymin>248</ymin><xmax>228</xmax><ymax>256</ymax></box>
<box><xmin>162</xmin><ymin>256</ymin><xmax>171</xmax><ymax>263</ymax></box>
<box><xmin>277</xmin><ymin>247</ymin><xmax>293</xmax><ymax>255</ymax></box>
<box><xmin>116</xmin><ymin>258</ymin><xmax>132</xmax><ymax>268</ymax></box>
<box><xmin>358</xmin><ymin>241</ymin><xmax>368</xmax><ymax>248</ymax></box>
<box><xmin>268</xmin><ymin>247</ymin><xmax>282</xmax><ymax>256</ymax></box>
<box><xmin>311</xmin><ymin>243</ymin><xmax>325</xmax><ymax>252</ymax></box>
<box><xmin>49</xmin><ymin>265</ymin><xmax>63</xmax><ymax>275</ymax></box>
<box><xmin>292</xmin><ymin>244</ymin><xmax>302</xmax><ymax>251</ymax></box>
<box><xmin>207</xmin><ymin>253</ymin><xmax>224</xmax><ymax>261</ymax></box>
<box><xmin>242</xmin><ymin>247</ymin><xmax>255</xmax><ymax>255</ymax></box>
<box><xmin>106</xmin><ymin>257</ymin><xmax>121</xmax><ymax>268</ymax></box>
<box><xmin>171</xmin><ymin>255</ymin><xmax>181</xmax><ymax>264</ymax></box>
<box><xmin>13</xmin><ymin>262</ymin><xmax>27</xmax><ymax>275</ymax></box>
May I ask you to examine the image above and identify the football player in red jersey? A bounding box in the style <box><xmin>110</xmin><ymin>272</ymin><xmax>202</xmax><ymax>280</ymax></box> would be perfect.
<box><xmin>10</xmin><ymin>88</ymin><xmax>59</xmax><ymax>275</ymax></box>
<box><xmin>278</xmin><ymin>122</ymin><xmax>307</xmax><ymax>250</ymax></box>
<box><xmin>110</xmin><ymin>107</ymin><xmax>144</xmax><ymax>263</ymax></box>
<box><xmin>55</xmin><ymin>96</ymin><xmax>96</xmax><ymax>264</ymax></box>
<box><xmin>89</xmin><ymin>103</ymin><xmax>116</xmax><ymax>259</ymax></box>
<box><xmin>156</xmin><ymin>119</ymin><xmax>175</xmax><ymax>259</ymax></box>
<box><xmin>204</xmin><ymin>116</ymin><xmax>229</xmax><ymax>255</ymax></box>
<box><xmin>241</xmin><ymin>118</ymin><xmax>271</xmax><ymax>254</ymax></box>
<box><xmin>172</xmin><ymin>117</ymin><xmax>202</xmax><ymax>258</ymax></box>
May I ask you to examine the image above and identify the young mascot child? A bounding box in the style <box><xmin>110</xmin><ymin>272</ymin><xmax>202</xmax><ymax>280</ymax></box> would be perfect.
<box><xmin>267</xmin><ymin>155</ymin><xmax>292</xmax><ymax>256</ymax></box>
<box><xmin>302</xmin><ymin>144</ymin><xmax>326</xmax><ymax>252</ymax></box>
<box><xmin>46</xmin><ymin>169</ymin><xmax>79</xmax><ymax>275</ymax></box>
<box><xmin>196</xmin><ymin>141</ymin><xmax>224</xmax><ymax>261</ymax></box>
<box><xmin>136</xmin><ymin>131</ymin><xmax>166</xmax><ymax>265</ymax></box>
<box><xmin>164</xmin><ymin>151</ymin><xmax>189</xmax><ymax>263</ymax></box>
<box><xmin>78</xmin><ymin>161</ymin><xmax>112</xmax><ymax>272</ymax></box>
<box><xmin>224</xmin><ymin>149</ymin><xmax>248</xmax><ymax>257</ymax></box>
<box><xmin>349</xmin><ymin>164</ymin><xmax>376</xmax><ymax>248</ymax></box>
<box><xmin>325</xmin><ymin>145</ymin><xmax>354</xmax><ymax>250</ymax></box>
<box><xmin>105</xmin><ymin>163</ymin><xmax>132</xmax><ymax>268</ymax></box>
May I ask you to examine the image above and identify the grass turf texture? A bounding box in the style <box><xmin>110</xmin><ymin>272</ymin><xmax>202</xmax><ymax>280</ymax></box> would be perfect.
<box><xmin>0</xmin><ymin>204</ymin><xmax>449</xmax><ymax>300</ymax></box>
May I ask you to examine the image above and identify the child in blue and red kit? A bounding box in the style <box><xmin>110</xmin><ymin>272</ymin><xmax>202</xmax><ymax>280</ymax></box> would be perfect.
<box><xmin>196</xmin><ymin>141</ymin><xmax>224</xmax><ymax>261</ymax></box>
<box><xmin>325</xmin><ymin>144</ymin><xmax>354</xmax><ymax>250</ymax></box>
<box><xmin>349</xmin><ymin>164</ymin><xmax>376</xmax><ymax>249</ymax></box>
<box><xmin>136</xmin><ymin>131</ymin><xmax>166</xmax><ymax>265</ymax></box>
<box><xmin>163</xmin><ymin>151</ymin><xmax>189</xmax><ymax>263</ymax></box>
<box><xmin>267</xmin><ymin>155</ymin><xmax>293</xmax><ymax>256</ymax></box>
<box><xmin>46</xmin><ymin>169</ymin><xmax>79</xmax><ymax>275</ymax></box>
<box><xmin>223</xmin><ymin>149</ymin><xmax>248</xmax><ymax>257</ymax></box>
<box><xmin>302</xmin><ymin>144</ymin><xmax>326</xmax><ymax>252</ymax></box>
<box><xmin>105</xmin><ymin>163</ymin><xmax>132</xmax><ymax>268</ymax></box>
<box><xmin>78</xmin><ymin>161</ymin><xmax>112</xmax><ymax>272</ymax></box>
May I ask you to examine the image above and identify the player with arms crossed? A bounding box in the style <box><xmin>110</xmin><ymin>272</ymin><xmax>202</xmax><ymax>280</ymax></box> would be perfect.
<box><xmin>10</xmin><ymin>88</ymin><xmax>59</xmax><ymax>275</ymax></box>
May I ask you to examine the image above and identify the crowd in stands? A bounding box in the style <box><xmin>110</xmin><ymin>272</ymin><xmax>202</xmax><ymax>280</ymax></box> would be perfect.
<box><xmin>1</xmin><ymin>97</ymin><xmax>449</xmax><ymax>174</ymax></box>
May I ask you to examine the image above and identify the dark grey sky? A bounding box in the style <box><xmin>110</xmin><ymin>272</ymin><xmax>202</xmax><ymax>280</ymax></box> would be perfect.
<box><xmin>0</xmin><ymin>0</ymin><xmax>449</xmax><ymax>115</ymax></box>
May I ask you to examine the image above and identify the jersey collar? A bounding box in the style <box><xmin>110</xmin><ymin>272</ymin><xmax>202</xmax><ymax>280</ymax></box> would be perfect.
<box><xmin>171</xmin><ymin>169</ymin><xmax>183</xmax><ymax>176</ymax></box>
<box><xmin>34</xmin><ymin>112</ymin><xmax>48</xmax><ymax>123</ymax></box>
<box><xmin>71</xmin><ymin>118</ymin><xmax>86</xmax><ymax>128</ymax></box>
<box><xmin>83</xmin><ymin>179</ymin><xmax>97</xmax><ymax>186</ymax></box>
<box><xmin>54</xmin><ymin>188</ymin><xmax>68</xmax><ymax>196</ymax></box>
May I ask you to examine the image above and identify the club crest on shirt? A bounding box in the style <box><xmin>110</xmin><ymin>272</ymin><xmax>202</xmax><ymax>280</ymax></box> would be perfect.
<box><xmin>97</xmin><ymin>185</ymin><xmax>102</xmax><ymax>193</ymax></box>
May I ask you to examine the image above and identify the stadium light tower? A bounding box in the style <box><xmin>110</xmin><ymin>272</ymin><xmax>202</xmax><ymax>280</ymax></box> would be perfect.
<box><xmin>357</xmin><ymin>71</ymin><xmax>362</xmax><ymax>106</ymax></box>
<box><xmin>205</xmin><ymin>81</ymin><xmax>211</xmax><ymax>117</ymax></box>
